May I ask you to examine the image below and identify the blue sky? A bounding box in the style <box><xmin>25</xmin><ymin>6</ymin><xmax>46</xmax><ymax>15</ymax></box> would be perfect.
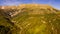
<box><xmin>0</xmin><ymin>0</ymin><xmax>60</xmax><ymax>10</ymax></box>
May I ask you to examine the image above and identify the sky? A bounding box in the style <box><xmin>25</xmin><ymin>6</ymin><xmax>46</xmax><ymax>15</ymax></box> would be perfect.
<box><xmin>0</xmin><ymin>0</ymin><xmax>60</xmax><ymax>10</ymax></box>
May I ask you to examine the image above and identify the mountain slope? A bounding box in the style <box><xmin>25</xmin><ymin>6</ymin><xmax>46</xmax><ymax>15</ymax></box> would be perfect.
<box><xmin>0</xmin><ymin>4</ymin><xmax>60</xmax><ymax>34</ymax></box>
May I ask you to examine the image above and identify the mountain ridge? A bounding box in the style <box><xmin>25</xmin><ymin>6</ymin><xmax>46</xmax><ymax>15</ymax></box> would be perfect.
<box><xmin>0</xmin><ymin>4</ymin><xmax>59</xmax><ymax>18</ymax></box>
<box><xmin>0</xmin><ymin>4</ymin><xmax>57</xmax><ymax>10</ymax></box>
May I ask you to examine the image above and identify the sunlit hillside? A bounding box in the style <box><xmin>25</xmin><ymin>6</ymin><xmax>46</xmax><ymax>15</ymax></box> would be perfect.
<box><xmin>0</xmin><ymin>4</ymin><xmax>60</xmax><ymax>34</ymax></box>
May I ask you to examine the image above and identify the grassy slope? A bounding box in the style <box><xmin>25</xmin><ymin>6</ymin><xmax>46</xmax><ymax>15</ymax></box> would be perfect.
<box><xmin>0</xmin><ymin>4</ymin><xmax>60</xmax><ymax>34</ymax></box>
<box><xmin>11</xmin><ymin>6</ymin><xmax>60</xmax><ymax>34</ymax></box>
<box><xmin>0</xmin><ymin>14</ymin><xmax>20</xmax><ymax>34</ymax></box>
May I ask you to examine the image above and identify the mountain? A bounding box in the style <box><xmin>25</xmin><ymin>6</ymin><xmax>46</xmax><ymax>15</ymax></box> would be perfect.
<box><xmin>0</xmin><ymin>4</ymin><xmax>60</xmax><ymax>34</ymax></box>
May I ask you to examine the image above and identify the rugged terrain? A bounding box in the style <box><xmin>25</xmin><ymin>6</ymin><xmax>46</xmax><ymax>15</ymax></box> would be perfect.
<box><xmin>0</xmin><ymin>4</ymin><xmax>60</xmax><ymax>34</ymax></box>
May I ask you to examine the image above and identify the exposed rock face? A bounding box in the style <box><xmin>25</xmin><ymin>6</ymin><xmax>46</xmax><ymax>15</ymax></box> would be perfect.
<box><xmin>0</xmin><ymin>4</ymin><xmax>60</xmax><ymax>34</ymax></box>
